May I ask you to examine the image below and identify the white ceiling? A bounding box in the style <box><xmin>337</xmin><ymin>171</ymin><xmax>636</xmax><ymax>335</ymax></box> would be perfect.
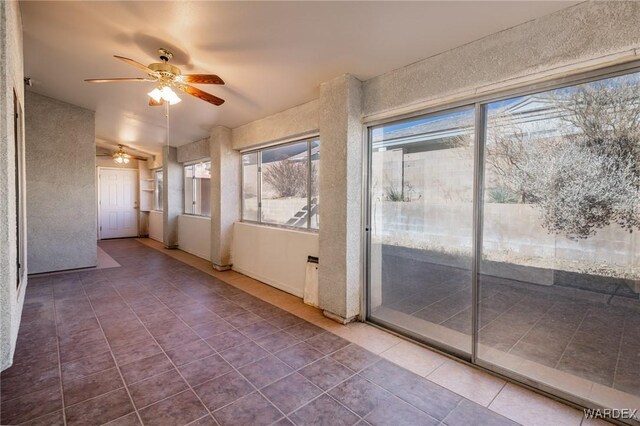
<box><xmin>21</xmin><ymin>1</ymin><xmax>577</xmax><ymax>156</ymax></box>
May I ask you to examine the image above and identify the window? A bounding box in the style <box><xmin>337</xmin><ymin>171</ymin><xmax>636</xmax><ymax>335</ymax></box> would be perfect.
<box><xmin>154</xmin><ymin>170</ymin><xmax>163</xmax><ymax>211</ymax></box>
<box><xmin>242</xmin><ymin>137</ymin><xmax>320</xmax><ymax>230</ymax></box>
<box><xmin>184</xmin><ymin>161</ymin><xmax>211</xmax><ymax>216</ymax></box>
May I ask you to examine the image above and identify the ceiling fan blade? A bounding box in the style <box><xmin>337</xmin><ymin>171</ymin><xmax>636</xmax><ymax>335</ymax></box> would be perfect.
<box><xmin>85</xmin><ymin>78</ymin><xmax>155</xmax><ymax>83</ymax></box>
<box><xmin>180</xmin><ymin>74</ymin><xmax>225</xmax><ymax>85</ymax></box>
<box><xmin>177</xmin><ymin>84</ymin><xmax>225</xmax><ymax>106</ymax></box>
<box><xmin>114</xmin><ymin>55</ymin><xmax>158</xmax><ymax>77</ymax></box>
<box><xmin>148</xmin><ymin>97</ymin><xmax>165</xmax><ymax>106</ymax></box>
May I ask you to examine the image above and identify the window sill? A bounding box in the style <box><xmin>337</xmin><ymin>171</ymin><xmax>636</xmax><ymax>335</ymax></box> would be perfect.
<box><xmin>239</xmin><ymin>220</ymin><xmax>319</xmax><ymax>234</ymax></box>
<box><xmin>181</xmin><ymin>214</ymin><xmax>211</xmax><ymax>221</ymax></box>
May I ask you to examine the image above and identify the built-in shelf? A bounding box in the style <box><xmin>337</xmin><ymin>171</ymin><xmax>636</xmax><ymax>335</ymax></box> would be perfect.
<box><xmin>141</xmin><ymin>188</ymin><xmax>154</xmax><ymax>192</ymax></box>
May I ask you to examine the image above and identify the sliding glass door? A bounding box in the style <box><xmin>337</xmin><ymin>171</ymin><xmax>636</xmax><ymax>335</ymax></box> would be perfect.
<box><xmin>477</xmin><ymin>71</ymin><xmax>640</xmax><ymax>413</ymax></box>
<box><xmin>366</xmin><ymin>66</ymin><xmax>640</xmax><ymax>417</ymax></box>
<box><xmin>367</xmin><ymin>107</ymin><xmax>476</xmax><ymax>357</ymax></box>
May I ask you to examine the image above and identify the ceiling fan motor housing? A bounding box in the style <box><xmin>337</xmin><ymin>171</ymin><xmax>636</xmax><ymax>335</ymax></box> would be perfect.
<box><xmin>148</xmin><ymin>62</ymin><xmax>181</xmax><ymax>84</ymax></box>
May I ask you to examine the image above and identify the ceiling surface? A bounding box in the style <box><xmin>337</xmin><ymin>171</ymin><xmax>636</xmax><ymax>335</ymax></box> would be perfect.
<box><xmin>21</xmin><ymin>1</ymin><xmax>577</xmax><ymax>156</ymax></box>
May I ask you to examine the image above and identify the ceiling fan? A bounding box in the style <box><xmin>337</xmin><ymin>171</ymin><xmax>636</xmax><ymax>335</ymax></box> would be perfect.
<box><xmin>85</xmin><ymin>48</ymin><xmax>225</xmax><ymax>106</ymax></box>
<box><xmin>97</xmin><ymin>144</ymin><xmax>148</xmax><ymax>164</ymax></box>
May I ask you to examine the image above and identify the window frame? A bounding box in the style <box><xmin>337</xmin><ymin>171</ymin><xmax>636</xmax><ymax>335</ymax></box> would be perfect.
<box><xmin>183</xmin><ymin>159</ymin><xmax>212</xmax><ymax>218</ymax></box>
<box><xmin>241</xmin><ymin>136</ymin><xmax>320</xmax><ymax>232</ymax></box>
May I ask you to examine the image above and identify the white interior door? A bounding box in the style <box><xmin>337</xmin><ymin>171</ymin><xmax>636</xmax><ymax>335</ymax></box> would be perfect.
<box><xmin>99</xmin><ymin>168</ymin><xmax>138</xmax><ymax>239</ymax></box>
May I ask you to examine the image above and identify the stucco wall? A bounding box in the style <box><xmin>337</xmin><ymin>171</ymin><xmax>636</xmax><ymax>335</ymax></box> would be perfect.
<box><xmin>0</xmin><ymin>0</ymin><xmax>26</xmax><ymax>371</ymax></box>
<box><xmin>177</xmin><ymin>137</ymin><xmax>209</xmax><ymax>163</ymax></box>
<box><xmin>25</xmin><ymin>92</ymin><xmax>97</xmax><ymax>274</ymax></box>
<box><xmin>231</xmin><ymin>99</ymin><xmax>319</xmax><ymax>150</ymax></box>
<box><xmin>363</xmin><ymin>1</ymin><xmax>640</xmax><ymax>119</ymax></box>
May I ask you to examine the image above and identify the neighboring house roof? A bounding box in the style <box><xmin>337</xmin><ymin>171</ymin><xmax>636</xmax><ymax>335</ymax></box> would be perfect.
<box><xmin>371</xmin><ymin>95</ymin><xmax>576</xmax><ymax>151</ymax></box>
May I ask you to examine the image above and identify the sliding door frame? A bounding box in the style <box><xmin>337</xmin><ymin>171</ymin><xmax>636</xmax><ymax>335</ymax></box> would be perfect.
<box><xmin>363</xmin><ymin>59</ymin><xmax>640</xmax><ymax>421</ymax></box>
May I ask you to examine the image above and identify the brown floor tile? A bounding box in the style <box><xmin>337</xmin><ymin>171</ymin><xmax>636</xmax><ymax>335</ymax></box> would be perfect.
<box><xmin>0</xmin><ymin>365</ymin><xmax>60</xmax><ymax>402</ymax></box>
<box><xmin>154</xmin><ymin>328</ymin><xmax>202</xmax><ymax>351</ymax></box>
<box><xmin>262</xmin><ymin>373</ymin><xmax>322</xmax><ymax>414</ymax></box>
<box><xmin>305</xmin><ymin>332</ymin><xmax>350</xmax><ymax>355</ymax></box>
<box><xmin>178</xmin><ymin>354</ymin><xmax>233</xmax><ymax>387</ymax></box>
<box><xmin>190</xmin><ymin>318</ymin><xmax>235</xmax><ymax>339</ymax></box>
<box><xmin>284</xmin><ymin>322</ymin><xmax>325</xmax><ymax>340</ymax></box>
<box><xmin>443</xmin><ymin>399</ymin><xmax>518</xmax><ymax>426</ymax></box>
<box><xmin>299</xmin><ymin>357</ymin><xmax>354</xmax><ymax>391</ymax></box>
<box><xmin>111</xmin><ymin>337</ymin><xmax>163</xmax><ymax>366</ymax></box>
<box><xmin>65</xmin><ymin>388</ymin><xmax>134</xmax><ymax>426</ymax></box>
<box><xmin>0</xmin><ymin>384</ymin><xmax>62</xmax><ymax>424</ymax></box>
<box><xmin>104</xmin><ymin>412</ymin><xmax>141</xmax><ymax>425</ymax></box>
<box><xmin>267</xmin><ymin>312</ymin><xmax>305</xmax><ymax>330</ymax></box>
<box><xmin>254</xmin><ymin>330</ymin><xmax>300</xmax><ymax>353</ymax></box>
<box><xmin>205</xmin><ymin>330</ymin><xmax>250</xmax><ymax>352</ymax></box>
<box><xmin>128</xmin><ymin>369</ymin><xmax>188</xmax><ymax>409</ymax></box>
<box><xmin>328</xmin><ymin>375</ymin><xmax>391</xmax><ymax>417</ymax></box>
<box><xmin>238</xmin><ymin>355</ymin><xmax>294</xmax><ymax>389</ymax></box>
<box><xmin>187</xmin><ymin>414</ymin><xmax>219</xmax><ymax>426</ymax></box>
<box><xmin>63</xmin><ymin>367</ymin><xmax>124</xmax><ymax>406</ymax></box>
<box><xmin>238</xmin><ymin>321</ymin><xmax>280</xmax><ymax>340</ymax></box>
<box><xmin>193</xmin><ymin>370</ymin><xmax>254</xmax><ymax>411</ymax></box>
<box><xmin>165</xmin><ymin>339</ymin><xmax>215</xmax><ymax>366</ymax></box>
<box><xmin>61</xmin><ymin>351</ymin><xmax>115</xmax><ymax>382</ymax></box>
<box><xmin>18</xmin><ymin>410</ymin><xmax>64</xmax><ymax>425</ymax></box>
<box><xmin>364</xmin><ymin>396</ymin><xmax>439</xmax><ymax>426</ymax></box>
<box><xmin>59</xmin><ymin>336</ymin><xmax>111</xmax><ymax>364</ymax></box>
<box><xmin>289</xmin><ymin>394</ymin><xmax>360</xmax><ymax>426</ymax></box>
<box><xmin>220</xmin><ymin>342</ymin><xmax>269</xmax><ymax>368</ymax></box>
<box><xmin>138</xmin><ymin>390</ymin><xmax>207</xmax><ymax>426</ymax></box>
<box><xmin>225</xmin><ymin>312</ymin><xmax>263</xmax><ymax>328</ymax></box>
<box><xmin>275</xmin><ymin>342</ymin><xmax>325</xmax><ymax>370</ymax></box>
<box><xmin>119</xmin><ymin>352</ymin><xmax>174</xmax><ymax>385</ymax></box>
<box><xmin>213</xmin><ymin>391</ymin><xmax>283</xmax><ymax>426</ymax></box>
<box><xmin>330</xmin><ymin>345</ymin><xmax>380</xmax><ymax>372</ymax></box>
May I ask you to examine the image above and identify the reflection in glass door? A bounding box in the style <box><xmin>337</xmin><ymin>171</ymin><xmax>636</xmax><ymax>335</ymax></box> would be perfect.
<box><xmin>367</xmin><ymin>107</ymin><xmax>476</xmax><ymax>356</ymax></box>
<box><xmin>477</xmin><ymin>72</ymin><xmax>640</xmax><ymax>414</ymax></box>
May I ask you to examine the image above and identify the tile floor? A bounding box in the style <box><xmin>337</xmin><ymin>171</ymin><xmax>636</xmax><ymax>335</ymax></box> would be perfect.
<box><xmin>1</xmin><ymin>239</ymin><xmax>588</xmax><ymax>425</ymax></box>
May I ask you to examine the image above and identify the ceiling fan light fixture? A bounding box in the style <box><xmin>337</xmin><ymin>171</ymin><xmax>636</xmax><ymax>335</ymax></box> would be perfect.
<box><xmin>113</xmin><ymin>145</ymin><xmax>131</xmax><ymax>164</ymax></box>
<box><xmin>148</xmin><ymin>88</ymin><xmax>163</xmax><ymax>103</ymax></box>
<box><xmin>161</xmin><ymin>86</ymin><xmax>181</xmax><ymax>105</ymax></box>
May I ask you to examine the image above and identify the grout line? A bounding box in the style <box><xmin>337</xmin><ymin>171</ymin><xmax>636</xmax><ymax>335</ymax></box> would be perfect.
<box><xmin>486</xmin><ymin>381</ymin><xmax>507</xmax><ymax>409</ymax></box>
<box><xmin>553</xmin><ymin>309</ymin><xmax>590</xmax><ymax>370</ymax></box>
<box><xmin>51</xmin><ymin>284</ymin><xmax>68</xmax><ymax>426</ymax></box>
<box><xmin>79</xmin><ymin>280</ymin><xmax>145</xmax><ymax>425</ymax></box>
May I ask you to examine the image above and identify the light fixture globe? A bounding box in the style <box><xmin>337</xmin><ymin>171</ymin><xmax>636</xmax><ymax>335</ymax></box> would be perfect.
<box><xmin>113</xmin><ymin>144</ymin><xmax>131</xmax><ymax>164</ymax></box>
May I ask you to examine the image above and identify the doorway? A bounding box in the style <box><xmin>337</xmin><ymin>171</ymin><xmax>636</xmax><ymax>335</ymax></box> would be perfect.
<box><xmin>98</xmin><ymin>168</ymin><xmax>139</xmax><ymax>239</ymax></box>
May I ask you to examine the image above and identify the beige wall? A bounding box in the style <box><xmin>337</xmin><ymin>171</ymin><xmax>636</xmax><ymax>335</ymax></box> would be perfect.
<box><xmin>0</xmin><ymin>0</ymin><xmax>26</xmax><ymax>371</ymax></box>
<box><xmin>25</xmin><ymin>92</ymin><xmax>97</xmax><ymax>274</ymax></box>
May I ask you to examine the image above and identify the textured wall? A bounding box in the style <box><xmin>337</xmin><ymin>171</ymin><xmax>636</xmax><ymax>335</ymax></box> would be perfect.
<box><xmin>231</xmin><ymin>99</ymin><xmax>319</xmax><ymax>150</ymax></box>
<box><xmin>363</xmin><ymin>1</ymin><xmax>640</xmax><ymax>118</ymax></box>
<box><xmin>162</xmin><ymin>146</ymin><xmax>182</xmax><ymax>248</ymax></box>
<box><xmin>210</xmin><ymin>126</ymin><xmax>239</xmax><ymax>269</ymax></box>
<box><xmin>177</xmin><ymin>137</ymin><xmax>209</xmax><ymax>163</ymax></box>
<box><xmin>232</xmin><ymin>222</ymin><xmax>319</xmax><ymax>297</ymax></box>
<box><xmin>318</xmin><ymin>74</ymin><xmax>363</xmax><ymax>321</ymax></box>
<box><xmin>25</xmin><ymin>92</ymin><xmax>96</xmax><ymax>274</ymax></box>
<box><xmin>0</xmin><ymin>0</ymin><xmax>26</xmax><ymax>371</ymax></box>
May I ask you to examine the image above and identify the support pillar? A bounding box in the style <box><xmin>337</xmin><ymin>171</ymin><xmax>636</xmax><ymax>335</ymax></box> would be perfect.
<box><xmin>209</xmin><ymin>126</ymin><xmax>240</xmax><ymax>270</ymax></box>
<box><xmin>162</xmin><ymin>145</ymin><xmax>181</xmax><ymax>248</ymax></box>
<box><xmin>318</xmin><ymin>74</ymin><xmax>363</xmax><ymax>322</ymax></box>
